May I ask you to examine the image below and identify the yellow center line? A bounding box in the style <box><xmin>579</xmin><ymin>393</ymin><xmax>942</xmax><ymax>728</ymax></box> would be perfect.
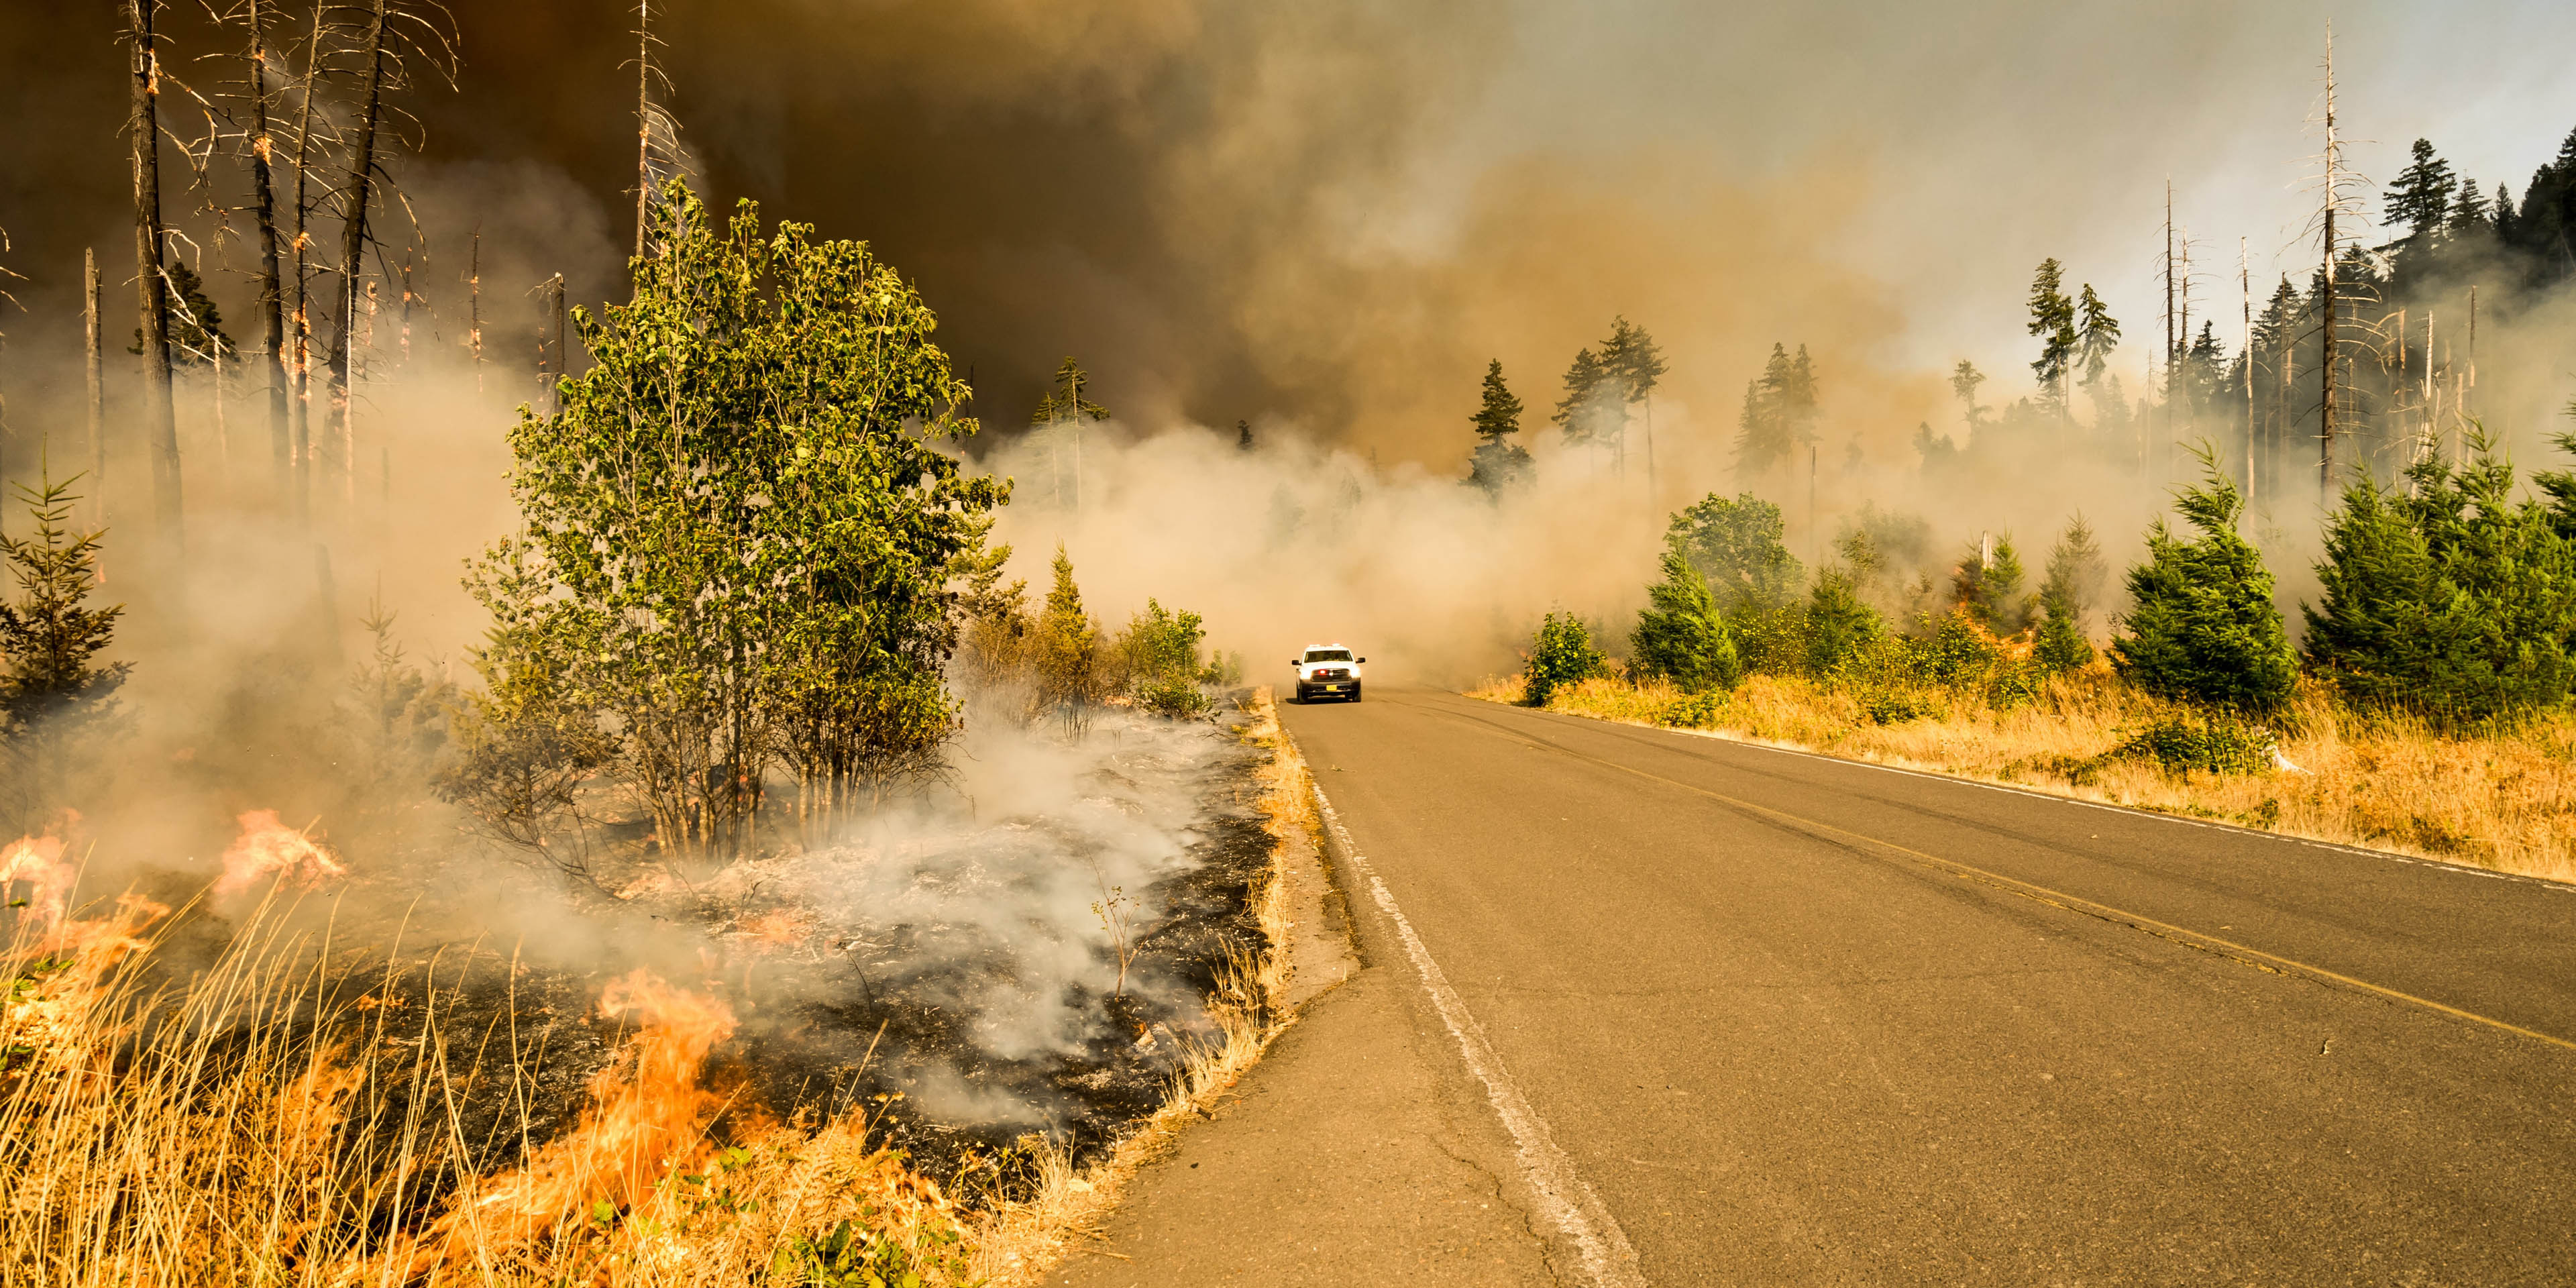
<box><xmin>1418</xmin><ymin>695</ymin><xmax>2576</xmax><ymax>1055</ymax></box>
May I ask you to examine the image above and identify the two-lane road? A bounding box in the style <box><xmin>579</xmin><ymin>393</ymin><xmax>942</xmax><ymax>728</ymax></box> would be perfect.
<box><xmin>1283</xmin><ymin>686</ymin><xmax>2576</xmax><ymax>1283</ymax></box>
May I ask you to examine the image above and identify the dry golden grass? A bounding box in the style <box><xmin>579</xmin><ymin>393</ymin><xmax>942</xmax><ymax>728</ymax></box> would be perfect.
<box><xmin>0</xmin><ymin>691</ymin><xmax>1313</xmax><ymax>1287</ymax></box>
<box><xmin>1470</xmin><ymin>669</ymin><xmax>2576</xmax><ymax>883</ymax></box>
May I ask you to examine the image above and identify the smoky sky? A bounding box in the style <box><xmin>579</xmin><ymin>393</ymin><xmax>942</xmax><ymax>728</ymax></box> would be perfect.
<box><xmin>7</xmin><ymin>1</ymin><xmax>2576</xmax><ymax>467</ymax></box>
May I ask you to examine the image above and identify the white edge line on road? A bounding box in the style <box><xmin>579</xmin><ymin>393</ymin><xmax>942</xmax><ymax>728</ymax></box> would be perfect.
<box><xmin>1311</xmin><ymin>782</ymin><xmax>1648</xmax><ymax>1288</ymax></box>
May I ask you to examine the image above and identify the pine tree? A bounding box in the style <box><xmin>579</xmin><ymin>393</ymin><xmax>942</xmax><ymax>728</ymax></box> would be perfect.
<box><xmin>1952</xmin><ymin>535</ymin><xmax>2031</xmax><ymax>634</ymax></box>
<box><xmin>2382</xmin><ymin>139</ymin><xmax>2457</xmax><ymax>244</ymax></box>
<box><xmin>2449</xmin><ymin>175</ymin><xmax>2491</xmax><ymax>233</ymax></box>
<box><xmin>2074</xmin><ymin>284</ymin><xmax>2120</xmax><ymax>417</ymax></box>
<box><xmin>2111</xmin><ymin>462</ymin><xmax>2298</xmax><ymax>716</ymax></box>
<box><xmin>1611</xmin><ymin>317</ymin><xmax>1666</xmax><ymax>404</ymax></box>
<box><xmin>0</xmin><ymin>473</ymin><xmax>129</xmax><ymax>828</ymax></box>
<box><xmin>2026</xmin><ymin>258</ymin><xmax>2077</xmax><ymax>417</ymax></box>
<box><xmin>1033</xmin><ymin>543</ymin><xmax>1104</xmax><ymax>727</ymax></box>
<box><xmin>1552</xmin><ymin>346</ymin><xmax>1619</xmax><ymax>447</ymax></box>
<box><xmin>1631</xmin><ymin>545</ymin><xmax>1739</xmax><ymax>693</ymax></box>
<box><xmin>1466</xmin><ymin>359</ymin><xmax>1534</xmax><ymax>496</ymax></box>
<box><xmin>1803</xmin><ymin>567</ymin><xmax>1883</xmax><ymax>675</ymax></box>
<box><xmin>2304</xmin><ymin>434</ymin><xmax>2576</xmax><ymax>724</ymax></box>
<box><xmin>1735</xmin><ymin>343</ymin><xmax>1816</xmax><ymax>476</ymax></box>
<box><xmin>2035</xmin><ymin>515</ymin><xmax>2104</xmax><ymax>672</ymax></box>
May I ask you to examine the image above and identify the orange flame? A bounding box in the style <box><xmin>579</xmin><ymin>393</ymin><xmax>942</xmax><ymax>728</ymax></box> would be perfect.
<box><xmin>0</xmin><ymin>834</ymin><xmax>75</xmax><ymax>928</ymax></box>
<box><xmin>214</xmin><ymin>810</ymin><xmax>346</xmax><ymax>897</ymax></box>
<box><xmin>429</xmin><ymin>971</ymin><xmax>737</xmax><ymax>1255</ymax></box>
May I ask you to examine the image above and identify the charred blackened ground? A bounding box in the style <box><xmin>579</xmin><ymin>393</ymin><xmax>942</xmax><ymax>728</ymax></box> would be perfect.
<box><xmin>106</xmin><ymin>706</ymin><xmax>1279</xmax><ymax>1205</ymax></box>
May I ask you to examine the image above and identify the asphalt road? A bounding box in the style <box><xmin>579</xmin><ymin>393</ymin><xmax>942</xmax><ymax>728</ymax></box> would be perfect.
<box><xmin>1259</xmin><ymin>685</ymin><xmax>2576</xmax><ymax>1285</ymax></box>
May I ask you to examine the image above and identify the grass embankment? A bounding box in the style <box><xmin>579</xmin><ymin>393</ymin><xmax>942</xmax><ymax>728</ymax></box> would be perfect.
<box><xmin>1471</xmin><ymin>668</ymin><xmax>2576</xmax><ymax>884</ymax></box>
<box><xmin>0</xmin><ymin>692</ymin><xmax>1313</xmax><ymax>1287</ymax></box>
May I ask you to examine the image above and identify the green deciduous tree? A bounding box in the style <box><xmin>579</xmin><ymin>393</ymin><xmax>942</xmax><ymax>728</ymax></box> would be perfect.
<box><xmin>1118</xmin><ymin>598</ymin><xmax>1214</xmax><ymax>718</ymax></box>
<box><xmin>1630</xmin><ymin>546</ymin><xmax>1739</xmax><ymax>693</ymax></box>
<box><xmin>468</xmin><ymin>184</ymin><xmax>1003</xmax><ymax>859</ymax></box>
<box><xmin>2112</xmin><ymin>462</ymin><xmax>2298</xmax><ymax>716</ymax></box>
<box><xmin>1666</xmin><ymin>491</ymin><xmax>1804</xmax><ymax>613</ymax></box>
<box><xmin>1524</xmin><ymin>611</ymin><xmax>1607</xmax><ymax>707</ymax></box>
<box><xmin>2302</xmin><ymin>434</ymin><xmax>2576</xmax><ymax>724</ymax></box>
<box><xmin>1465</xmin><ymin>360</ymin><xmax>1534</xmax><ymax>496</ymax></box>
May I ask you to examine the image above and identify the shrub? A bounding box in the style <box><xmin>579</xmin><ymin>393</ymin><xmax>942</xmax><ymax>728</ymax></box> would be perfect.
<box><xmin>2110</xmin><ymin>712</ymin><xmax>2276</xmax><ymax>776</ymax></box>
<box><xmin>1803</xmin><ymin>568</ymin><xmax>1884</xmax><ymax>676</ymax></box>
<box><xmin>2111</xmin><ymin>462</ymin><xmax>2298</xmax><ymax>716</ymax></box>
<box><xmin>1118</xmin><ymin>598</ymin><xmax>1214</xmax><ymax>718</ymax></box>
<box><xmin>1631</xmin><ymin>547</ymin><xmax>1741</xmax><ymax>692</ymax></box>
<box><xmin>1658</xmin><ymin>689</ymin><xmax>1729</xmax><ymax>728</ymax></box>
<box><xmin>2302</xmin><ymin>435</ymin><xmax>2576</xmax><ymax>726</ymax></box>
<box><xmin>1525</xmin><ymin>612</ymin><xmax>1607</xmax><ymax>707</ymax></box>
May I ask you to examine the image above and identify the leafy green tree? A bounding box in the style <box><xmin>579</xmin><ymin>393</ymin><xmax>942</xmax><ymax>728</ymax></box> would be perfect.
<box><xmin>2302</xmin><ymin>435</ymin><xmax>2576</xmax><ymax>724</ymax></box>
<box><xmin>1119</xmin><ymin>599</ymin><xmax>1213</xmax><ymax>718</ymax></box>
<box><xmin>0</xmin><ymin>472</ymin><xmax>128</xmax><ymax>830</ymax></box>
<box><xmin>1666</xmin><ymin>492</ymin><xmax>1803</xmax><ymax>612</ymax></box>
<box><xmin>2111</xmin><ymin>462</ymin><xmax>2298</xmax><ymax>716</ymax></box>
<box><xmin>1465</xmin><ymin>360</ymin><xmax>1534</xmax><ymax>496</ymax></box>
<box><xmin>469</xmin><ymin>184</ymin><xmax>1002</xmax><ymax>858</ymax></box>
<box><xmin>2026</xmin><ymin>259</ymin><xmax>2076</xmax><ymax>417</ymax></box>
<box><xmin>1631</xmin><ymin>546</ymin><xmax>1739</xmax><ymax>693</ymax></box>
<box><xmin>1524</xmin><ymin>611</ymin><xmax>1605</xmax><ymax>706</ymax></box>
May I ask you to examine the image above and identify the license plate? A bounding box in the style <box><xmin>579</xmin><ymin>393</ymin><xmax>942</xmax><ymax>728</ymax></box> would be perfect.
<box><xmin>1320</xmin><ymin>684</ymin><xmax>1342</xmax><ymax>691</ymax></box>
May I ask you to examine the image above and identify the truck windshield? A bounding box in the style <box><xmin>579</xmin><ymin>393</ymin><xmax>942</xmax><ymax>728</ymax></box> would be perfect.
<box><xmin>1305</xmin><ymin>649</ymin><xmax>1354</xmax><ymax>662</ymax></box>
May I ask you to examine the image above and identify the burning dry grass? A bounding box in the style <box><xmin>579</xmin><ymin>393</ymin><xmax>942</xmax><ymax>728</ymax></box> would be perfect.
<box><xmin>1470</xmin><ymin>669</ymin><xmax>2576</xmax><ymax>883</ymax></box>
<box><xmin>0</xmin><ymin>695</ymin><xmax>1312</xmax><ymax>1287</ymax></box>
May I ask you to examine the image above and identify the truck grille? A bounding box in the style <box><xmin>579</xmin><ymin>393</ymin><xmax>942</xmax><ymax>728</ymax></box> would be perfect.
<box><xmin>1312</xmin><ymin>668</ymin><xmax>1350</xmax><ymax>681</ymax></box>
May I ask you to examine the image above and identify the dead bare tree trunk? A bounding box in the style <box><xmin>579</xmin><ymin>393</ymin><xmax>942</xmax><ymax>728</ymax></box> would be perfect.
<box><xmin>85</xmin><ymin>248</ymin><xmax>104</xmax><ymax>521</ymax></box>
<box><xmin>2316</xmin><ymin>21</ymin><xmax>2343</xmax><ymax>512</ymax></box>
<box><xmin>636</xmin><ymin>0</ymin><xmax>653</xmax><ymax>260</ymax></box>
<box><xmin>468</xmin><ymin>227</ymin><xmax>484</xmax><ymax>389</ymax></box>
<box><xmin>245</xmin><ymin>0</ymin><xmax>291</xmax><ymax>494</ymax></box>
<box><xmin>288</xmin><ymin>1</ymin><xmax>322</xmax><ymax>529</ymax></box>
<box><xmin>329</xmin><ymin>0</ymin><xmax>389</xmax><ymax>514</ymax></box>
<box><xmin>127</xmin><ymin>0</ymin><xmax>182</xmax><ymax>545</ymax></box>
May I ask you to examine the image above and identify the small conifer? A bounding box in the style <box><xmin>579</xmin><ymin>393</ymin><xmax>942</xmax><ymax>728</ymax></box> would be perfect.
<box><xmin>2112</xmin><ymin>462</ymin><xmax>2298</xmax><ymax>716</ymax></box>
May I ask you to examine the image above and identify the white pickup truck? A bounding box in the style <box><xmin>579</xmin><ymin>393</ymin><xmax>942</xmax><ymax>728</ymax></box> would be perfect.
<box><xmin>1291</xmin><ymin>645</ymin><xmax>1365</xmax><ymax>703</ymax></box>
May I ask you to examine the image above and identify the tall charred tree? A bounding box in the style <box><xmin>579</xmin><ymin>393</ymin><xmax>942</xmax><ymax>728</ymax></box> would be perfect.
<box><xmin>85</xmin><ymin>250</ymin><xmax>105</xmax><ymax>527</ymax></box>
<box><xmin>327</xmin><ymin>0</ymin><xmax>390</xmax><ymax>511</ymax></box>
<box><xmin>127</xmin><ymin>0</ymin><xmax>181</xmax><ymax>544</ymax></box>
<box><xmin>243</xmin><ymin>0</ymin><xmax>292</xmax><ymax>489</ymax></box>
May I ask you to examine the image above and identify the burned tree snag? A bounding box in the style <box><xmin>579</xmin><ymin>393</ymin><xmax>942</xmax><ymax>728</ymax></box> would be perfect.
<box><xmin>246</xmin><ymin>0</ymin><xmax>291</xmax><ymax>490</ymax></box>
<box><xmin>288</xmin><ymin>1</ymin><xmax>323</xmax><ymax>527</ymax></box>
<box><xmin>329</xmin><ymin>0</ymin><xmax>390</xmax><ymax>507</ymax></box>
<box><xmin>127</xmin><ymin>0</ymin><xmax>181</xmax><ymax>542</ymax></box>
<box><xmin>85</xmin><ymin>248</ymin><xmax>105</xmax><ymax>523</ymax></box>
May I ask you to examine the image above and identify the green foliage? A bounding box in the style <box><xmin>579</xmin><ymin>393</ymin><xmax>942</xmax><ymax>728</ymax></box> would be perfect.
<box><xmin>2026</xmin><ymin>258</ymin><xmax>2076</xmax><ymax>412</ymax></box>
<box><xmin>2112</xmin><ymin>463</ymin><xmax>2298</xmax><ymax>716</ymax></box>
<box><xmin>1666</xmin><ymin>492</ymin><xmax>1804</xmax><ymax>613</ymax></box>
<box><xmin>771</xmin><ymin>1216</ymin><xmax>966</xmax><ymax>1287</ymax></box>
<box><xmin>1803</xmin><ymin>568</ymin><xmax>1883</xmax><ymax>676</ymax></box>
<box><xmin>466</xmin><ymin>183</ymin><xmax>1002</xmax><ymax>855</ymax></box>
<box><xmin>1119</xmin><ymin>598</ymin><xmax>1214</xmax><ymax>718</ymax></box>
<box><xmin>2302</xmin><ymin>435</ymin><xmax>2576</xmax><ymax>724</ymax></box>
<box><xmin>1523</xmin><ymin>612</ymin><xmax>1606</xmax><ymax>708</ymax></box>
<box><xmin>1466</xmin><ymin>359</ymin><xmax>1534</xmax><ymax>496</ymax></box>
<box><xmin>1656</xmin><ymin>688</ymin><xmax>1728</xmax><ymax>728</ymax></box>
<box><xmin>1630</xmin><ymin>547</ymin><xmax>1739</xmax><ymax>693</ymax></box>
<box><xmin>2033</xmin><ymin>604</ymin><xmax>2093</xmax><ymax>674</ymax></box>
<box><xmin>2039</xmin><ymin>515</ymin><xmax>2106</xmax><ymax>627</ymax></box>
<box><xmin>1032</xmin><ymin>357</ymin><xmax>1108</xmax><ymax>426</ymax></box>
<box><xmin>2110</xmin><ymin>712</ymin><xmax>2276</xmax><ymax>777</ymax></box>
<box><xmin>1550</xmin><ymin>347</ymin><xmax>1619</xmax><ymax>446</ymax></box>
<box><xmin>1951</xmin><ymin>535</ymin><xmax>2031</xmax><ymax>635</ymax></box>
<box><xmin>1032</xmin><ymin>545</ymin><xmax>1106</xmax><ymax>729</ymax></box>
<box><xmin>2074</xmin><ymin>284</ymin><xmax>2120</xmax><ymax>394</ymax></box>
<box><xmin>1734</xmin><ymin>343</ymin><xmax>1817</xmax><ymax>476</ymax></box>
<box><xmin>0</xmin><ymin>472</ymin><xmax>127</xmax><ymax>830</ymax></box>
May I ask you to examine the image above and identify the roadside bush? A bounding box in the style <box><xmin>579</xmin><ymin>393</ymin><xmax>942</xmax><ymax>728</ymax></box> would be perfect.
<box><xmin>1631</xmin><ymin>547</ymin><xmax>1741</xmax><ymax>693</ymax></box>
<box><xmin>1525</xmin><ymin>612</ymin><xmax>1607</xmax><ymax>707</ymax></box>
<box><xmin>2110</xmin><ymin>712</ymin><xmax>2276</xmax><ymax>777</ymax></box>
<box><xmin>1803</xmin><ymin>568</ymin><xmax>1884</xmax><ymax>676</ymax></box>
<box><xmin>2112</xmin><ymin>462</ymin><xmax>2298</xmax><ymax>716</ymax></box>
<box><xmin>1658</xmin><ymin>688</ymin><xmax>1729</xmax><ymax>728</ymax></box>
<box><xmin>2303</xmin><ymin>435</ymin><xmax>2576</xmax><ymax>727</ymax></box>
<box><xmin>1118</xmin><ymin>599</ymin><xmax>1215</xmax><ymax>718</ymax></box>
